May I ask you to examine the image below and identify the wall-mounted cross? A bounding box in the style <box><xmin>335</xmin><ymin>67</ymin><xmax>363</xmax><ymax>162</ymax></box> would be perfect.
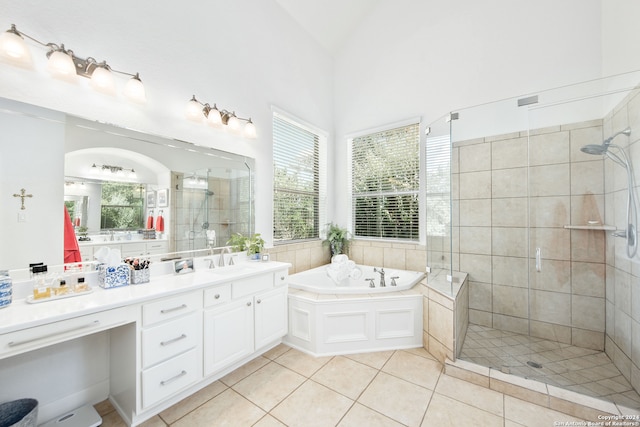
<box><xmin>13</xmin><ymin>188</ymin><xmax>33</xmax><ymax>210</ymax></box>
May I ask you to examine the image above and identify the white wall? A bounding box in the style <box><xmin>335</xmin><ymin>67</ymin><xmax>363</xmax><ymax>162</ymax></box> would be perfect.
<box><xmin>0</xmin><ymin>0</ymin><xmax>334</xmax><ymax>249</ymax></box>
<box><xmin>0</xmin><ymin>100</ymin><xmax>65</xmax><ymax>269</ymax></box>
<box><xmin>332</xmin><ymin>0</ymin><xmax>605</xmax><ymax>225</ymax></box>
<box><xmin>602</xmin><ymin>0</ymin><xmax>640</xmax><ymax>76</ymax></box>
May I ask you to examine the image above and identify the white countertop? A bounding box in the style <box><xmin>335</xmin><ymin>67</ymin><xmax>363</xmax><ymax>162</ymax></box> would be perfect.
<box><xmin>0</xmin><ymin>261</ymin><xmax>290</xmax><ymax>335</ymax></box>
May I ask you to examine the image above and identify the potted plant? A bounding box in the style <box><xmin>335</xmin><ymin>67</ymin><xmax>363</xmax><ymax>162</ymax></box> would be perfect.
<box><xmin>227</xmin><ymin>233</ymin><xmax>265</xmax><ymax>260</ymax></box>
<box><xmin>246</xmin><ymin>233</ymin><xmax>265</xmax><ymax>260</ymax></box>
<box><xmin>323</xmin><ymin>222</ymin><xmax>351</xmax><ymax>257</ymax></box>
<box><xmin>227</xmin><ymin>233</ymin><xmax>247</xmax><ymax>252</ymax></box>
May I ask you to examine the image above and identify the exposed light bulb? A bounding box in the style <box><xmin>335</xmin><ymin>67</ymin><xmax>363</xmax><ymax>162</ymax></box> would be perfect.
<box><xmin>244</xmin><ymin>119</ymin><xmax>257</xmax><ymax>139</ymax></box>
<box><xmin>185</xmin><ymin>96</ymin><xmax>203</xmax><ymax>122</ymax></box>
<box><xmin>123</xmin><ymin>73</ymin><xmax>146</xmax><ymax>103</ymax></box>
<box><xmin>90</xmin><ymin>65</ymin><xmax>116</xmax><ymax>95</ymax></box>
<box><xmin>47</xmin><ymin>47</ymin><xmax>76</xmax><ymax>78</ymax></box>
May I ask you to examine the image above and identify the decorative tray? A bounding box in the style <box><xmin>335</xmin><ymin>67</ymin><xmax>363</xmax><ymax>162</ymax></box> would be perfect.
<box><xmin>26</xmin><ymin>287</ymin><xmax>94</xmax><ymax>304</ymax></box>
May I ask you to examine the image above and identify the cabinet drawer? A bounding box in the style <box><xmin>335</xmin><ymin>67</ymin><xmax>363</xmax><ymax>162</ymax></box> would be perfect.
<box><xmin>142</xmin><ymin>312</ymin><xmax>200</xmax><ymax>368</ymax></box>
<box><xmin>142</xmin><ymin>347</ymin><xmax>200</xmax><ymax>409</ymax></box>
<box><xmin>143</xmin><ymin>292</ymin><xmax>200</xmax><ymax>327</ymax></box>
<box><xmin>203</xmin><ymin>284</ymin><xmax>231</xmax><ymax>308</ymax></box>
<box><xmin>146</xmin><ymin>242</ymin><xmax>168</xmax><ymax>254</ymax></box>
<box><xmin>232</xmin><ymin>274</ymin><xmax>273</xmax><ymax>299</ymax></box>
<box><xmin>274</xmin><ymin>269</ymin><xmax>289</xmax><ymax>287</ymax></box>
<box><xmin>0</xmin><ymin>306</ymin><xmax>136</xmax><ymax>359</ymax></box>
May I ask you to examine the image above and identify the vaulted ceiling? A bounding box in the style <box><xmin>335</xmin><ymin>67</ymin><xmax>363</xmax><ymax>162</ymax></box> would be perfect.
<box><xmin>274</xmin><ymin>0</ymin><xmax>380</xmax><ymax>54</ymax></box>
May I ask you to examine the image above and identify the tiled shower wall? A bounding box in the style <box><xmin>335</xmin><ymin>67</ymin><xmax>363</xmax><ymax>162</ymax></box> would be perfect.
<box><xmin>452</xmin><ymin>120</ymin><xmax>608</xmax><ymax>351</ymax></box>
<box><xmin>602</xmin><ymin>86</ymin><xmax>640</xmax><ymax>391</ymax></box>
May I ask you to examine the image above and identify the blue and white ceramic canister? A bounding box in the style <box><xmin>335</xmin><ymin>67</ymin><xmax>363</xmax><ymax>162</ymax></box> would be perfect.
<box><xmin>0</xmin><ymin>270</ymin><xmax>12</xmax><ymax>309</ymax></box>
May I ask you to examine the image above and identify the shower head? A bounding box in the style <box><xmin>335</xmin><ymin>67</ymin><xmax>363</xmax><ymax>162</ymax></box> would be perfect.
<box><xmin>580</xmin><ymin>144</ymin><xmax>609</xmax><ymax>155</ymax></box>
<box><xmin>205</xmin><ymin>190</ymin><xmax>214</xmax><ymax>196</ymax></box>
<box><xmin>580</xmin><ymin>127</ymin><xmax>631</xmax><ymax>156</ymax></box>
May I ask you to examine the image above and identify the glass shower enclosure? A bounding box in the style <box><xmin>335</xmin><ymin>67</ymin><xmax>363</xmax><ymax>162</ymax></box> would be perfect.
<box><xmin>426</xmin><ymin>70</ymin><xmax>640</xmax><ymax>407</ymax></box>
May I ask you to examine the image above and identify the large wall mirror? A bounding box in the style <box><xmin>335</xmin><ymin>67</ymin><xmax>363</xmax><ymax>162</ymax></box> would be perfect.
<box><xmin>0</xmin><ymin>97</ymin><xmax>254</xmax><ymax>270</ymax></box>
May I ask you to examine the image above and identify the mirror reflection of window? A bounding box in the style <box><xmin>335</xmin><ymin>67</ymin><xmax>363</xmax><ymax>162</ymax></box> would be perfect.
<box><xmin>100</xmin><ymin>182</ymin><xmax>146</xmax><ymax>229</ymax></box>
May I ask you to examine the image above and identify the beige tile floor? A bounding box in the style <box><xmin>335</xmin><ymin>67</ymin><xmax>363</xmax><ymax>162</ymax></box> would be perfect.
<box><xmin>96</xmin><ymin>344</ymin><xmax>597</xmax><ymax>427</ymax></box>
<box><xmin>460</xmin><ymin>324</ymin><xmax>640</xmax><ymax>409</ymax></box>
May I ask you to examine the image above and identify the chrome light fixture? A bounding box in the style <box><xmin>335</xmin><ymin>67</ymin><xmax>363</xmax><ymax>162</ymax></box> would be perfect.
<box><xmin>185</xmin><ymin>95</ymin><xmax>257</xmax><ymax>139</ymax></box>
<box><xmin>0</xmin><ymin>24</ymin><xmax>146</xmax><ymax>103</ymax></box>
<box><xmin>91</xmin><ymin>163</ymin><xmax>137</xmax><ymax>179</ymax></box>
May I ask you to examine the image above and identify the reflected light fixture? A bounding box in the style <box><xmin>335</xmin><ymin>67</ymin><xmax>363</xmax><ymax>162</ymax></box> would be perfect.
<box><xmin>91</xmin><ymin>163</ymin><xmax>137</xmax><ymax>179</ymax></box>
<box><xmin>0</xmin><ymin>24</ymin><xmax>146</xmax><ymax>103</ymax></box>
<box><xmin>185</xmin><ymin>95</ymin><xmax>257</xmax><ymax>139</ymax></box>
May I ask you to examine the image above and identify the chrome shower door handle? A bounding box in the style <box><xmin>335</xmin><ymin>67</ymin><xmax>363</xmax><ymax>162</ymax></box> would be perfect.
<box><xmin>535</xmin><ymin>247</ymin><xmax>542</xmax><ymax>272</ymax></box>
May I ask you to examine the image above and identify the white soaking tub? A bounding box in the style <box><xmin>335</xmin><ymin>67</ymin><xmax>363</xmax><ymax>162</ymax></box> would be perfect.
<box><xmin>288</xmin><ymin>264</ymin><xmax>424</xmax><ymax>294</ymax></box>
<box><xmin>284</xmin><ymin>264</ymin><xmax>425</xmax><ymax>356</ymax></box>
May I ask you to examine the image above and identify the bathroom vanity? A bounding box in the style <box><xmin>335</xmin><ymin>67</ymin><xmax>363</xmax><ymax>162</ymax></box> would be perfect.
<box><xmin>0</xmin><ymin>260</ymin><xmax>290</xmax><ymax>426</ymax></box>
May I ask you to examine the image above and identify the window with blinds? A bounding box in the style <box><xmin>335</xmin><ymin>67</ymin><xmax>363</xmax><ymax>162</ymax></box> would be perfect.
<box><xmin>351</xmin><ymin>123</ymin><xmax>420</xmax><ymax>241</ymax></box>
<box><xmin>273</xmin><ymin>114</ymin><xmax>321</xmax><ymax>242</ymax></box>
<box><xmin>425</xmin><ymin>134</ymin><xmax>451</xmax><ymax>237</ymax></box>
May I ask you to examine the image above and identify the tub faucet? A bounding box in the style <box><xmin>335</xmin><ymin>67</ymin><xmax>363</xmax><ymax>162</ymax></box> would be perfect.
<box><xmin>373</xmin><ymin>267</ymin><xmax>386</xmax><ymax>287</ymax></box>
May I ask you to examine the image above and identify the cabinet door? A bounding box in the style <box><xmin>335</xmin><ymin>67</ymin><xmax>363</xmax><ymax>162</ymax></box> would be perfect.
<box><xmin>203</xmin><ymin>298</ymin><xmax>254</xmax><ymax>376</ymax></box>
<box><xmin>254</xmin><ymin>286</ymin><xmax>288</xmax><ymax>350</ymax></box>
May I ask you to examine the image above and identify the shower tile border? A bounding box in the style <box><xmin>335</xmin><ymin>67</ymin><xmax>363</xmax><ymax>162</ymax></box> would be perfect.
<box><xmin>445</xmin><ymin>358</ymin><xmax>637</xmax><ymax>420</ymax></box>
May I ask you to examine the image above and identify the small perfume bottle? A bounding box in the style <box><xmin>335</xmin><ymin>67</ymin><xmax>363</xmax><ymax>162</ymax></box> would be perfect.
<box><xmin>32</xmin><ymin>265</ymin><xmax>51</xmax><ymax>300</ymax></box>
<box><xmin>53</xmin><ymin>279</ymin><xmax>70</xmax><ymax>296</ymax></box>
<box><xmin>75</xmin><ymin>277</ymin><xmax>88</xmax><ymax>292</ymax></box>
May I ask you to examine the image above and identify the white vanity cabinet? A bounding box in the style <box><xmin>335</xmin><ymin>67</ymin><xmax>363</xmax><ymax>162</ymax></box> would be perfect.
<box><xmin>0</xmin><ymin>261</ymin><xmax>290</xmax><ymax>427</ymax></box>
<box><xmin>203</xmin><ymin>269</ymin><xmax>288</xmax><ymax>377</ymax></box>
<box><xmin>140</xmin><ymin>291</ymin><xmax>202</xmax><ymax>409</ymax></box>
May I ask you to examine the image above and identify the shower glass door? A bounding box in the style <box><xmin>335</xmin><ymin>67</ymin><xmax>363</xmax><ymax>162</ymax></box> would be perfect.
<box><xmin>448</xmin><ymin>94</ymin><xmax>536</xmax><ymax>373</ymax></box>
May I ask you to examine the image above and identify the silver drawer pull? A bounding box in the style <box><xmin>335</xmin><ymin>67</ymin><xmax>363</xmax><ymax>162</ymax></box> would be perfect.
<box><xmin>160</xmin><ymin>370</ymin><xmax>187</xmax><ymax>386</ymax></box>
<box><xmin>160</xmin><ymin>334</ymin><xmax>187</xmax><ymax>346</ymax></box>
<box><xmin>256</xmin><ymin>299</ymin><xmax>262</xmax><ymax>304</ymax></box>
<box><xmin>214</xmin><ymin>294</ymin><xmax>220</xmax><ymax>299</ymax></box>
<box><xmin>280</xmin><ymin>276</ymin><xmax>285</xmax><ymax>281</ymax></box>
<box><xmin>160</xmin><ymin>304</ymin><xmax>187</xmax><ymax>314</ymax></box>
<box><xmin>8</xmin><ymin>320</ymin><xmax>100</xmax><ymax>348</ymax></box>
<box><xmin>246</xmin><ymin>302</ymin><xmax>252</xmax><ymax>306</ymax></box>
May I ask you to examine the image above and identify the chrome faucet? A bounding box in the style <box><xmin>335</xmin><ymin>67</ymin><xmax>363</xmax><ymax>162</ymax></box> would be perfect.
<box><xmin>218</xmin><ymin>247</ymin><xmax>231</xmax><ymax>267</ymax></box>
<box><xmin>204</xmin><ymin>258</ymin><xmax>215</xmax><ymax>269</ymax></box>
<box><xmin>373</xmin><ymin>267</ymin><xmax>386</xmax><ymax>287</ymax></box>
<box><xmin>109</xmin><ymin>230</ymin><xmax>115</xmax><ymax>241</ymax></box>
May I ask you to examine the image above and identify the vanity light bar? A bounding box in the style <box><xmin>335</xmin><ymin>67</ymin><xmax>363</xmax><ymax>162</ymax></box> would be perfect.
<box><xmin>185</xmin><ymin>95</ymin><xmax>257</xmax><ymax>139</ymax></box>
<box><xmin>0</xmin><ymin>24</ymin><xmax>146</xmax><ymax>103</ymax></box>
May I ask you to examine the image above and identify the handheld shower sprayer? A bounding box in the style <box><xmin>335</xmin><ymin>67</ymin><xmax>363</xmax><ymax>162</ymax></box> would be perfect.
<box><xmin>580</xmin><ymin>127</ymin><xmax>637</xmax><ymax>258</ymax></box>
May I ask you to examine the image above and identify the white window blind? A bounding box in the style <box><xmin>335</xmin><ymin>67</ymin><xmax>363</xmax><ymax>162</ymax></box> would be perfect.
<box><xmin>351</xmin><ymin>123</ymin><xmax>420</xmax><ymax>241</ymax></box>
<box><xmin>425</xmin><ymin>134</ymin><xmax>451</xmax><ymax>237</ymax></box>
<box><xmin>273</xmin><ymin>114</ymin><xmax>320</xmax><ymax>241</ymax></box>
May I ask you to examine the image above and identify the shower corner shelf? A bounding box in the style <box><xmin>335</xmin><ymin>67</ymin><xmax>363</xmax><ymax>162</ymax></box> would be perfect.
<box><xmin>563</xmin><ymin>224</ymin><xmax>616</xmax><ymax>231</ymax></box>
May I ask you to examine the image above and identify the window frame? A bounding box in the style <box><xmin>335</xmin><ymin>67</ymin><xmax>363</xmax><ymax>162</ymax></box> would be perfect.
<box><xmin>347</xmin><ymin>118</ymin><xmax>423</xmax><ymax>243</ymax></box>
<box><xmin>272</xmin><ymin>108</ymin><xmax>327</xmax><ymax>244</ymax></box>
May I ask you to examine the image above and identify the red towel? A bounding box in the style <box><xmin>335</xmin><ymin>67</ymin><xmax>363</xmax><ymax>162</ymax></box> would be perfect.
<box><xmin>156</xmin><ymin>213</ymin><xmax>164</xmax><ymax>232</ymax></box>
<box><xmin>146</xmin><ymin>212</ymin><xmax>154</xmax><ymax>229</ymax></box>
<box><xmin>64</xmin><ymin>206</ymin><xmax>82</xmax><ymax>264</ymax></box>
